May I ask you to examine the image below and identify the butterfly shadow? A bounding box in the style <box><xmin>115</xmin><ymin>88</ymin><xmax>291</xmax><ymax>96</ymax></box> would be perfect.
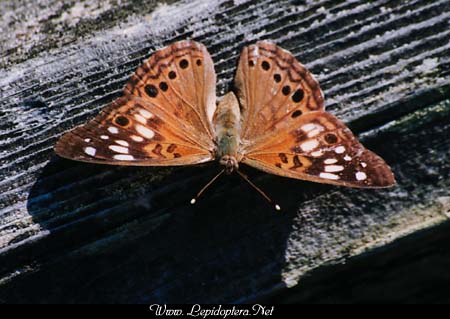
<box><xmin>20</xmin><ymin>153</ymin><xmax>327</xmax><ymax>303</ymax></box>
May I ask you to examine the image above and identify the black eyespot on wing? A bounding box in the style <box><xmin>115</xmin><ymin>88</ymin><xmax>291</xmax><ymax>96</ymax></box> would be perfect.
<box><xmin>168</xmin><ymin>71</ymin><xmax>177</xmax><ymax>79</ymax></box>
<box><xmin>324</xmin><ymin>133</ymin><xmax>338</xmax><ymax>144</ymax></box>
<box><xmin>145</xmin><ymin>84</ymin><xmax>158</xmax><ymax>98</ymax></box>
<box><xmin>291</xmin><ymin>110</ymin><xmax>302</xmax><ymax>118</ymax></box>
<box><xmin>292</xmin><ymin>89</ymin><xmax>304</xmax><ymax>103</ymax></box>
<box><xmin>261</xmin><ymin>61</ymin><xmax>270</xmax><ymax>70</ymax></box>
<box><xmin>274</xmin><ymin>74</ymin><xmax>281</xmax><ymax>83</ymax></box>
<box><xmin>115</xmin><ymin>116</ymin><xmax>129</xmax><ymax>126</ymax></box>
<box><xmin>159</xmin><ymin>82</ymin><xmax>168</xmax><ymax>91</ymax></box>
<box><xmin>282</xmin><ymin>85</ymin><xmax>291</xmax><ymax>96</ymax></box>
<box><xmin>179</xmin><ymin>59</ymin><xmax>189</xmax><ymax>69</ymax></box>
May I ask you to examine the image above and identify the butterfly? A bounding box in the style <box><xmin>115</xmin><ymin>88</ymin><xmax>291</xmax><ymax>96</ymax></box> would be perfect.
<box><xmin>55</xmin><ymin>40</ymin><xmax>395</xmax><ymax>210</ymax></box>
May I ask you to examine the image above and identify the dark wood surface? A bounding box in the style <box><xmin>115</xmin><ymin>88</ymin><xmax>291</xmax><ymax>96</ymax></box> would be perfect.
<box><xmin>0</xmin><ymin>0</ymin><xmax>449</xmax><ymax>303</ymax></box>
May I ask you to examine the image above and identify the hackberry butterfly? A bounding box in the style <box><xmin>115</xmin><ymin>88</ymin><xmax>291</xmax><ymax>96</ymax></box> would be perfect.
<box><xmin>55</xmin><ymin>40</ymin><xmax>395</xmax><ymax>210</ymax></box>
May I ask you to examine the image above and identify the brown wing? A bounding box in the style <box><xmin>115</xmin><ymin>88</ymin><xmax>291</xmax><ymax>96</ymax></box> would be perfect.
<box><xmin>242</xmin><ymin>112</ymin><xmax>395</xmax><ymax>188</ymax></box>
<box><xmin>55</xmin><ymin>40</ymin><xmax>216</xmax><ymax>166</ymax></box>
<box><xmin>236</xmin><ymin>41</ymin><xmax>395</xmax><ymax>188</ymax></box>
<box><xmin>55</xmin><ymin>95</ymin><xmax>214</xmax><ymax>166</ymax></box>
<box><xmin>125</xmin><ymin>40</ymin><xmax>216</xmax><ymax>147</ymax></box>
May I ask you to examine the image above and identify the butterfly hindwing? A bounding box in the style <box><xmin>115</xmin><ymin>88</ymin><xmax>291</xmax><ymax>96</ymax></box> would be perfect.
<box><xmin>242</xmin><ymin>112</ymin><xmax>395</xmax><ymax>187</ymax></box>
<box><xmin>55</xmin><ymin>40</ymin><xmax>216</xmax><ymax>166</ymax></box>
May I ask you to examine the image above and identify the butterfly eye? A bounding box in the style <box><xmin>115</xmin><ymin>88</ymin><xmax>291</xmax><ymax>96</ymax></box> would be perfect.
<box><xmin>196</xmin><ymin>59</ymin><xmax>202</xmax><ymax>66</ymax></box>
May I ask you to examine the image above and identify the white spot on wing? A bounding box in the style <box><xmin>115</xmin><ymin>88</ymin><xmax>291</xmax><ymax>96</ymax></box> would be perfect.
<box><xmin>356</xmin><ymin>171</ymin><xmax>367</xmax><ymax>181</ymax></box>
<box><xmin>109</xmin><ymin>145</ymin><xmax>129</xmax><ymax>154</ymax></box>
<box><xmin>101</xmin><ymin>135</ymin><xmax>109</xmax><ymax>140</ymax></box>
<box><xmin>115</xmin><ymin>140</ymin><xmax>129</xmax><ymax>147</ymax></box>
<box><xmin>344</xmin><ymin>155</ymin><xmax>352</xmax><ymax>161</ymax></box>
<box><xmin>324</xmin><ymin>158</ymin><xmax>338</xmax><ymax>164</ymax></box>
<box><xmin>325</xmin><ymin>165</ymin><xmax>344</xmax><ymax>172</ymax></box>
<box><xmin>113</xmin><ymin>154</ymin><xmax>134</xmax><ymax>161</ymax></box>
<box><xmin>311</xmin><ymin>150</ymin><xmax>323</xmax><ymax>157</ymax></box>
<box><xmin>108</xmin><ymin>126</ymin><xmax>119</xmax><ymax>134</ymax></box>
<box><xmin>300</xmin><ymin>140</ymin><xmax>319</xmax><ymax>152</ymax></box>
<box><xmin>301</xmin><ymin>123</ymin><xmax>317</xmax><ymax>132</ymax></box>
<box><xmin>136</xmin><ymin>125</ymin><xmax>155</xmax><ymax>139</ymax></box>
<box><xmin>319</xmin><ymin>172</ymin><xmax>340</xmax><ymax>180</ymax></box>
<box><xmin>84</xmin><ymin>147</ymin><xmax>96</xmax><ymax>156</ymax></box>
<box><xmin>131</xmin><ymin>135</ymin><xmax>144</xmax><ymax>142</ymax></box>
<box><xmin>307</xmin><ymin>128</ymin><xmax>322</xmax><ymax>138</ymax></box>
<box><xmin>361</xmin><ymin>162</ymin><xmax>367</xmax><ymax>167</ymax></box>
<box><xmin>134</xmin><ymin>114</ymin><xmax>147</xmax><ymax>124</ymax></box>
<box><xmin>84</xmin><ymin>138</ymin><xmax>91</xmax><ymax>143</ymax></box>
<box><xmin>139</xmin><ymin>109</ymin><xmax>153</xmax><ymax>119</ymax></box>
<box><xmin>335</xmin><ymin>146</ymin><xmax>346</xmax><ymax>154</ymax></box>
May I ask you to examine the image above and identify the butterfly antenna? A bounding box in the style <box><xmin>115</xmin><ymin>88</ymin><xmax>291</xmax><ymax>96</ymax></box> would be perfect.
<box><xmin>190</xmin><ymin>169</ymin><xmax>226</xmax><ymax>205</ymax></box>
<box><xmin>236</xmin><ymin>170</ymin><xmax>281</xmax><ymax>211</ymax></box>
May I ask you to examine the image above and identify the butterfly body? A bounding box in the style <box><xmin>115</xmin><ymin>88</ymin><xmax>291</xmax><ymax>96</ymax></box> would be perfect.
<box><xmin>213</xmin><ymin>92</ymin><xmax>241</xmax><ymax>174</ymax></box>
<box><xmin>55</xmin><ymin>40</ymin><xmax>395</xmax><ymax>192</ymax></box>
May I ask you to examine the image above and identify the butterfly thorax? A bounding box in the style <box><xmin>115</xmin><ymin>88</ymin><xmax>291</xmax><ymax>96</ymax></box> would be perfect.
<box><xmin>213</xmin><ymin>92</ymin><xmax>241</xmax><ymax>174</ymax></box>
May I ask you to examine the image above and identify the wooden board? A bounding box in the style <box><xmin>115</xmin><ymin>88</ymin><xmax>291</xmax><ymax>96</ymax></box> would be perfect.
<box><xmin>0</xmin><ymin>0</ymin><xmax>449</xmax><ymax>303</ymax></box>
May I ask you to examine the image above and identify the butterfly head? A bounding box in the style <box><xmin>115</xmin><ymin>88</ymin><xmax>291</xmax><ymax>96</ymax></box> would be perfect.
<box><xmin>219</xmin><ymin>155</ymin><xmax>239</xmax><ymax>174</ymax></box>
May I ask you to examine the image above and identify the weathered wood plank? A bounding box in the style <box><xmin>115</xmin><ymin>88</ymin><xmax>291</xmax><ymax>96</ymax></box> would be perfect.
<box><xmin>0</xmin><ymin>0</ymin><xmax>449</xmax><ymax>303</ymax></box>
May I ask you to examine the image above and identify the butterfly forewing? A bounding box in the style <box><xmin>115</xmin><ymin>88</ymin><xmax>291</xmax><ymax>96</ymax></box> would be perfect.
<box><xmin>235</xmin><ymin>41</ymin><xmax>325</xmax><ymax>144</ymax></box>
<box><xmin>55</xmin><ymin>40</ymin><xmax>216</xmax><ymax>166</ymax></box>
<box><xmin>236</xmin><ymin>41</ymin><xmax>395</xmax><ymax>188</ymax></box>
<box><xmin>125</xmin><ymin>40</ymin><xmax>216</xmax><ymax>148</ymax></box>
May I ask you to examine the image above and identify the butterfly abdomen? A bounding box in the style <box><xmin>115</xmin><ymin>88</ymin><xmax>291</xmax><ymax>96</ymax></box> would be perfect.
<box><xmin>213</xmin><ymin>92</ymin><xmax>242</xmax><ymax>172</ymax></box>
